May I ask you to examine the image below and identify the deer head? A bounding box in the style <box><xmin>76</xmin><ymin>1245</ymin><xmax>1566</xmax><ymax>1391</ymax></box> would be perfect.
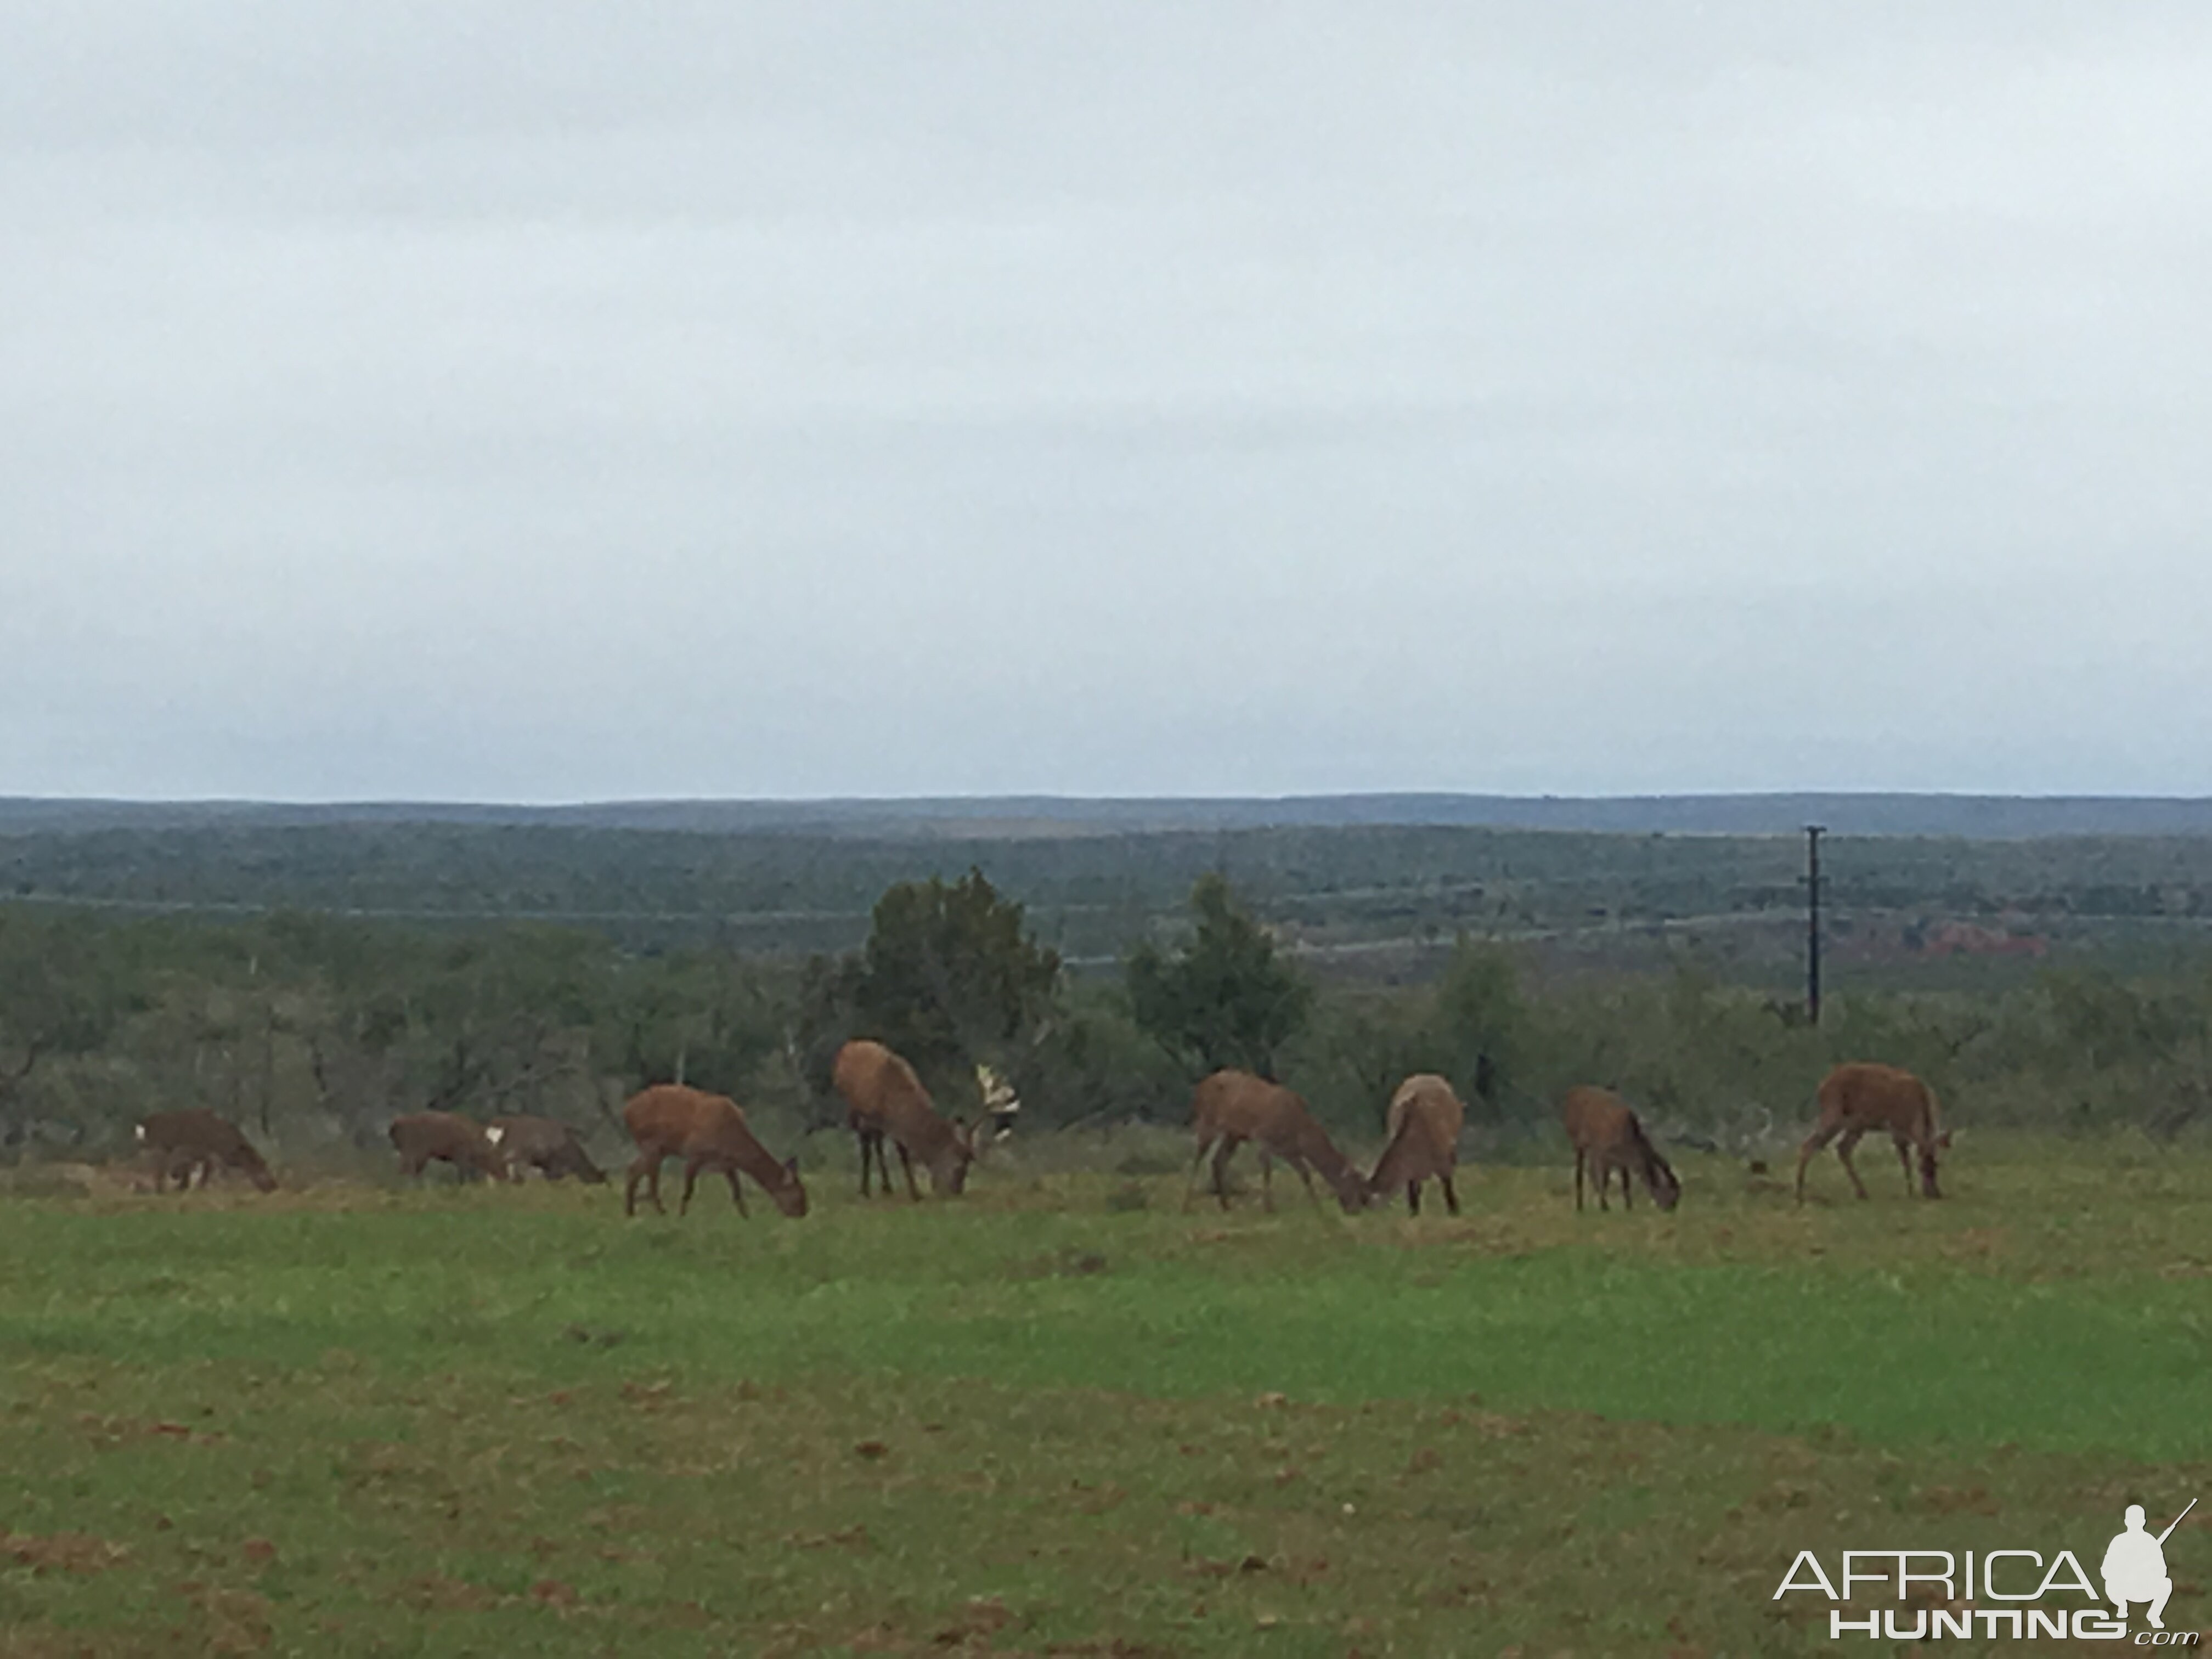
<box><xmin>1918</xmin><ymin>1130</ymin><xmax>1951</xmax><ymax>1199</ymax></box>
<box><xmin>770</xmin><ymin>1154</ymin><xmax>810</xmax><ymax>1217</ymax></box>
<box><xmin>928</xmin><ymin>1121</ymin><xmax>978</xmax><ymax>1195</ymax></box>
<box><xmin>1330</xmin><ymin>1165</ymin><xmax>1375</xmax><ymax>1214</ymax></box>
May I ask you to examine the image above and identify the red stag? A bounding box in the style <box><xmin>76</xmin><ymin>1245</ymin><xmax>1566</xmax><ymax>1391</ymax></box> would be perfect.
<box><xmin>1183</xmin><ymin>1069</ymin><xmax>1370</xmax><ymax>1214</ymax></box>
<box><xmin>1795</xmin><ymin>1062</ymin><xmax>1949</xmax><ymax>1201</ymax></box>
<box><xmin>621</xmin><ymin>1085</ymin><xmax>808</xmax><ymax>1218</ymax></box>
<box><xmin>832</xmin><ymin>1039</ymin><xmax>981</xmax><ymax>1199</ymax></box>
<box><xmin>1560</xmin><ymin>1086</ymin><xmax>1681</xmax><ymax>1212</ymax></box>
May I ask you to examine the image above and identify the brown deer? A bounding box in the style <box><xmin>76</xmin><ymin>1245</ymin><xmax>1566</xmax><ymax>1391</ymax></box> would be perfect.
<box><xmin>486</xmin><ymin>1115</ymin><xmax>607</xmax><ymax>1184</ymax></box>
<box><xmin>832</xmin><ymin>1039</ymin><xmax>979</xmax><ymax>1199</ymax></box>
<box><xmin>134</xmin><ymin>1109</ymin><xmax>278</xmax><ymax>1194</ymax></box>
<box><xmin>1560</xmin><ymin>1086</ymin><xmax>1681</xmax><ymax>1212</ymax></box>
<box><xmin>388</xmin><ymin>1111</ymin><xmax>510</xmax><ymax>1182</ymax></box>
<box><xmin>1368</xmin><ymin>1073</ymin><xmax>1465</xmax><ymax>1216</ymax></box>
<box><xmin>1183</xmin><ymin>1069</ymin><xmax>1371</xmax><ymax>1214</ymax></box>
<box><xmin>621</xmin><ymin>1085</ymin><xmax>808</xmax><ymax>1218</ymax></box>
<box><xmin>1795</xmin><ymin>1062</ymin><xmax>1950</xmax><ymax>1201</ymax></box>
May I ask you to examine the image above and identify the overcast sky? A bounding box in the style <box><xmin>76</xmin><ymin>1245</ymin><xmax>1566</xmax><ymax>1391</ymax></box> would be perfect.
<box><xmin>7</xmin><ymin>4</ymin><xmax>2211</xmax><ymax>802</ymax></box>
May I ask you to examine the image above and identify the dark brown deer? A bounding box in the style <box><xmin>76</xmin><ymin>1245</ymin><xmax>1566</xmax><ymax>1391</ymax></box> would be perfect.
<box><xmin>1560</xmin><ymin>1086</ymin><xmax>1681</xmax><ymax>1212</ymax></box>
<box><xmin>833</xmin><ymin>1040</ymin><xmax>978</xmax><ymax>1199</ymax></box>
<box><xmin>1183</xmin><ymin>1069</ymin><xmax>1371</xmax><ymax>1214</ymax></box>
<box><xmin>134</xmin><ymin>1109</ymin><xmax>278</xmax><ymax>1194</ymax></box>
<box><xmin>485</xmin><ymin>1115</ymin><xmax>607</xmax><ymax>1184</ymax></box>
<box><xmin>622</xmin><ymin>1085</ymin><xmax>808</xmax><ymax>1218</ymax></box>
<box><xmin>388</xmin><ymin>1111</ymin><xmax>509</xmax><ymax>1182</ymax></box>
<box><xmin>1369</xmin><ymin>1073</ymin><xmax>1465</xmax><ymax>1215</ymax></box>
<box><xmin>1795</xmin><ymin>1062</ymin><xmax>1950</xmax><ymax>1201</ymax></box>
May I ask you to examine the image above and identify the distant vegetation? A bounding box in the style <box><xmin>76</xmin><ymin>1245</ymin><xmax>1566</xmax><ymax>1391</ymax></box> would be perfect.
<box><xmin>8</xmin><ymin>812</ymin><xmax>2212</xmax><ymax>979</ymax></box>
<box><xmin>5</xmin><ymin>803</ymin><xmax>2212</xmax><ymax>1167</ymax></box>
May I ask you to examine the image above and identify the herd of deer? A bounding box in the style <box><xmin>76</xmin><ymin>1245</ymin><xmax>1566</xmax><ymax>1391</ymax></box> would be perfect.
<box><xmin>128</xmin><ymin>1036</ymin><xmax>1951</xmax><ymax>1217</ymax></box>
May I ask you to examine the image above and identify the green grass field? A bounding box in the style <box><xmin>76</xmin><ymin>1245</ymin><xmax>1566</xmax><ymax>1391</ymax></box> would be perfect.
<box><xmin>2</xmin><ymin>1139</ymin><xmax>2208</xmax><ymax>1656</ymax></box>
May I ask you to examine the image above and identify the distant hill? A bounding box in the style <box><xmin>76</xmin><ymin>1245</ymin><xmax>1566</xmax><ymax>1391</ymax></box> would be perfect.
<box><xmin>7</xmin><ymin>792</ymin><xmax>2212</xmax><ymax>840</ymax></box>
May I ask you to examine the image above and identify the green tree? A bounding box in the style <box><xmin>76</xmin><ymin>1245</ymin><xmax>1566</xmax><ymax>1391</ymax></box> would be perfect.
<box><xmin>1427</xmin><ymin>935</ymin><xmax>1528</xmax><ymax>1114</ymax></box>
<box><xmin>0</xmin><ymin>910</ymin><xmax>138</xmax><ymax>1156</ymax></box>
<box><xmin>1126</xmin><ymin>873</ymin><xmax>1312</xmax><ymax>1079</ymax></box>
<box><xmin>798</xmin><ymin>869</ymin><xmax>1062</xmax><ymax>1101</ymax></box>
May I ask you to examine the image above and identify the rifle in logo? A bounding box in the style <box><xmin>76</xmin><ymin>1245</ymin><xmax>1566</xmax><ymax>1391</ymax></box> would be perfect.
<box><xmin>2162</xmin><ymin>1501</ymin><xmax>2199</xmax><ymax>1545</ymax></box>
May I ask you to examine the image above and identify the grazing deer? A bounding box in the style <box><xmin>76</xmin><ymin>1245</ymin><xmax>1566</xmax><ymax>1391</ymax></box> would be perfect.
<box><xmin>1369</xmin><ymin>1073</ymin><xmax>1465</xmax><ymax>1216</ymax></box>
<box><xmin>832</xmin><ymin>1039</ymin><xmax>980</xmax><ymax>1199</ymax></box>
<box><xmin>485</xmin><ymin>1115</ymin><xmax>607</xmax><ymax>1184</ymax></box>
<box><xmin>620</xmin><ymin>1085</ymin><xmax>808</xmax><ymax>1218</ymax></box>
<box><xmin>388</xmin><ymin>1111</ymin><xmax>510</xmax><ymax>1183</ymax></box>
<box><xmin>1183</xmin><ymin>1069</ymin><xmax>1371</xmax><ymax>1214</ymax></box>
<box><xmin>1560</xmin><ymin>1087</ymin><xmax>1681</xmax><ymax>1212</ymax></box>
<box><xmin>134</xmin><ymin>1109</ymin><xmax>278</xmax><ymax>1194</ymax></box>
<box><xmin>1795</xmin><ymin>1062</ymin><xmax>1950</xmax><ymax>1201</ymax></box>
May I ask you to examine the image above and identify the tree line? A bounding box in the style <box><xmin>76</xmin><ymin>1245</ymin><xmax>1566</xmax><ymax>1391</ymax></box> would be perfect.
<box><xmin>3</xmin><ymin>866</ymin><xmax>2210</xmax><ymax>1167</ymax></box>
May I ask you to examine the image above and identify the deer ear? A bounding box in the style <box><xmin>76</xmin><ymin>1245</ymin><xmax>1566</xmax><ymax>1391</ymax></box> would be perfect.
<box><xmin>784</xmin><ymin>1155</ymin><xmax>800</xmax><ymax>1176</ymax></box>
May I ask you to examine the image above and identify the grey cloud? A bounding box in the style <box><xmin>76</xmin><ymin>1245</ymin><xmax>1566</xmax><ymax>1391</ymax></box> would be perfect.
<box><xmin>5</xmin><ymin>4</ymin><xmax>2211</xmax><ymax>800</ymax></box>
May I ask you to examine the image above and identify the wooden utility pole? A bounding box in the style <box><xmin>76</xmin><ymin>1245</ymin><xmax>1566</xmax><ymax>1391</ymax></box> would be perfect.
<box><xmin>1804</xmin><ymin>825</ymin><xmax>1826</xmax><ymax>1024</ymax></box>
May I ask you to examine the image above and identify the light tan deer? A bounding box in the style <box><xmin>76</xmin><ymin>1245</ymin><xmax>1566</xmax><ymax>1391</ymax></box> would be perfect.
<box><xmin>1183</xmin><ymin>1069</ymin><xmax>1370</xmax><ymax>1214</ymax></box>
<box><xmin>136</xmin><ymin>1109</ymin><xmax>278</xmax><ymax>1194</ymax></box>
<box><xmin>1795</xmin><ymin>1062</ymin><xmax>1949</xmax><ymax>1201</ymax></box>
<box><xmin>1369</xmin><ymin>1073</ymin><xmax>1465</xmax><ymax>1216</ymax></box>
<box><xmin>621</xmin><ymin>1085</ymin><xmax>808</xmax><ymax>1218</ymax></box>
<box><xmin>832</xmin><ymin>1039</ymin><xmax>980</xmax><ymax>1199</ymax></box>
<box><xmin>1560</xmin><ymin>1086</ymin><xmax>1681</xmax><ymax>1212</ymax></box>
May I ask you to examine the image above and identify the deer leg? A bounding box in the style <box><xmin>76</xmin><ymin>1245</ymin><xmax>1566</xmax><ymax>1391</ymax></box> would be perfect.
<box><xmin>894</xmin><ymin>1139</ymin><xmax>921</xmax><ymax>1200</ymax></box>
<box><xmin>1596</xmin><ymin>1157</ymin><xmax>1610</xmax><ymax>1212</ymax></box>
<box><xmin>1794</xmin><ymin>1124</ymin><xmax>1841</xmax><ymax>1203</ymax></box>
<box><xmin>1258</xmin><ymin>1149</ymin><xmax>1276</xmax><ymax>1212</ymax></box>
<box><xmin>628</xmin><ymin>1152</ymin><xmax>667</xmax><ymax>1215</ymax></box>
<box><xmin>1183</xmin><ymin>1133</ymin><xmax>1215</xmax><ymax>1211</ymax></box>
<box><xmin>1573</xmin><ymin>1148</ymin><xmax>1585</xmax><ymax>1211</ymax></box>
<box><xmin>1441</xmin><ymin>1173</ymin><xmax>1460</xmax><ymax>1216</ymax></box>
<box><xmin>725</xmin><ymin>1166</ymin><xmax>748</xmax><ymax>1216</ymax></box>
<box><xmin>1407</xmin><ymin>1181</ymin><xmax>1421</xmax><ymax>1216</ymax></box>
<box><xmin>679</xmin><ymin>1155</ymin><xmax>706</xmax><ymax>1216</ymax></box>
<box><xmin>1183</xmin><ymin>1133</ymin><xmax>1217</xmax><ymax>1212</ymax></box>
<box><xmin>1620</xmin><ymin>1163</ymin><xmax>1634</xmax><ymax>1210</ymax></box>
<box><xmin>1835</xmin><ymin>1128</ymin><xmax>1870</xmax><ymax>1200</ymax></box>
<box><xmin>1291</xmin><ymin>1156</ymin><xmax>1323</xmax><ymax>1210</ymax></box>
<box><xmin>1210</xmin><ymin>1136</ymin><xmax>1240</xmax><ymax>1210</ymax></box>
<box><xmin>1893</xmin><ymin>1134</ymin><xmax>1915</xmax><ymax>1195</ymax></box>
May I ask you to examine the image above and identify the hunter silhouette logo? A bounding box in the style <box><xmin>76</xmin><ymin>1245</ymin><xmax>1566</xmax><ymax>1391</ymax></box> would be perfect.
<box><xmin>1774</xmin><ymin>1497</ymin><xmax>2199</xmax><ymax>1643</ymax></box>
<box><xmin>2107</xmin><ymin>1501</ymin><xmax>2194</xmax><ymax>1632</ymax></box>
